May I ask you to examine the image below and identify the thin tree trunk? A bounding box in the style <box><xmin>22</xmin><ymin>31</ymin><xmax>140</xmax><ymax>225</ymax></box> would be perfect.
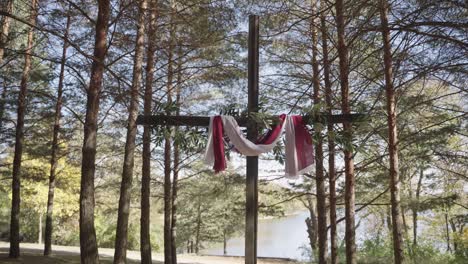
<box><xmin>170</xmin><ymin>55</ymin><xmax>182</xmax><ymax>264</ymax></box>
<box><xmin>170</xmin><ymin>125</ymin><xmax>179</xmax><ymax>263</ymax></box>
<box><xmin>379</xmin><ymin>1</ymin><xmax>405</xmax><ymax>263</ymax></box>
<box><xmin>38</xmin><ymin>213</ymin><xmax>42</xmax><ymax>244</ymax></box>
<box><xmin>305</xmin><ymin>195</ymin><xmax>318</xmax><ymax>258</ymax></box>
<box><xmin>9</xmin><ymin>0</ymin><xmax>37</xmax><ymax>258</ymax></box>
<box><xmin>164</xmin><ymin>2</ymin><xmax>178</xmax><ymax>261</ymax></box>
<box><xmin>411</xmin><ymin>208</ymin><xmax>417</xmax><ymax>247</ymax></box>
<box><xmin>140</xmin><ymin>1</ymin><xmax>158</xmax><ymax>263</ymax></box>
<box><xmin>449</xmin><ymin>219</ymin><xmax>458</xmax><ymax>252</ymax></box>
<box><xmin>79</xmin><ymin>0</ymin><xmax>110</xmax><ymax>263</ymax></box>
<box><xmin>335</xmin><ymin>0</ymin><xmax>356</xmax><ymax>263</ymax></box>
<box><xmin>170</xmin><ymin>124</ymin><xmax>179</xmax><ymax>264</ymax></box>
<box><xmin>386</xmin><ymin>205</ymin><xmax>393</xmax><ymax>234</ymax></box>
<box><xmin>113</xmin><ymin>0</ymin><xmax>147</xmax><ymax>263</ymax></box>
<box><xmin>310</xmin><ymin>1</ymin><xmax>327</xmax><ymax>262</ymax></box>
<box><xmin>223</xmin><ymin>230</ymin><xmax>227</xmax><ymax>255</ymax></box>
<box><xmin>412</xmin><ymin>167</ymin><xmax>423</xmax><ymax>247</ymax></box>
<box><xmin>164</xmin><ymin>132</ymin><xmax>172</xmax><ymax>264</ymax></box>
<box><xmin>321</xmin><ymin>3</ymin><xmax>337</xmax><ymax>263</ymax></box>
<box><xmin>0</xmin><ymin>0</ymin><xmax>12</xmax><ymax>63</ymax></box>
<box><xmin>0</xmin><ymin>77</ymin><xmax>8</xmax><ymax>132</ymax></box>
<box><xmin>164</xmin><ymin>7</ymin><xmax>175</xmax><ymax>261</ymax></box>
<box><xmin>0</xmin><ymin>0</ymin><xmax>12</xmax><ymax>130</ymax></box>
<box><xmin>44</xmin><ymin>11</ymin><xmax>70</xmax><ymax>256</ymax></box>
<box><xmin>444</xmin><ymin>212</ymin><xmax>451</xmax><ymax>252</ymax></box>
<box><xmin>195</xmin><ymin>202</ymin><xmax>202</xmax><ymax>254</ymax></box>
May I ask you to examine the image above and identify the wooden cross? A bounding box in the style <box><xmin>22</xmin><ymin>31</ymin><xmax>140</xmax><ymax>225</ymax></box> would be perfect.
<box><xmin>136</xmin><ymin>15</ymin><xmax>361</xmax><ymax>264</ymax></box>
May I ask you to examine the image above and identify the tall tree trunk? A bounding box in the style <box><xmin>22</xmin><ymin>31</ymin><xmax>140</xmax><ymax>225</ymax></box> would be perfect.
<box><xmin>9</xmin><ymin>0</ymin><xmax>37</xmax><ymax>258</ymax></box>
<box><xmin>164</xmin><ymin>12</ymin><xmax>174</xmax><ymax>264</ymax></box>
<box><xmin>170</xmin><ymin>55</ymin><xmax>182</xmax><ymax>264</ymax></box>
<box><xmin>379</xmin><ymin>1</ymin><xmax>405</xmax><ymax>263</ymax></box>
<box><xmin>113</xmin><ymin>0</ymin><xmax>147</xmax><ymax>263</ymax></box>
<box><xmin>171</xmin><ymin>142</ymin><xmax>179</xmax><ymax>263</ymax></box>
<box><xmin>80</xmin><ymin>0</ymin><xmax>110</xmax><ymax>263</ymax></box>
<box><xmin>321</xmin><ymin>3</ymin><xmax>337</xmax><ymax>263</ymax></box>
<box><xmin>164</xmin><ymin>6</ymin><xmax>175</xmax><ymax>261</ymax></box>
<box><xmin>335</xmin><ymin>0</ymin><xmax>356</xmax><ymax>263</ymax></box>
<box><xmin>163</xmin><ymin>130</ymin><xmax>172</xmax><ymax>264</ymax></box>
<box><xmin>140</xmin><ymin>1</ymin><xmax>158</xmax><ymax>263</ymax></box>
<box><xmin>310</xmin><ymin>1</ymin><xmax>327</xmax><ymax>262</ymax></box>
<box><xmin>44</xmin><ymin>11</ymin><xmax>71</xmax><ymax>256</ymax></box>
<box><xmin>0</xmin><ymin>0</ymin><xmax>12</xmax><ymax>63</ymax></box>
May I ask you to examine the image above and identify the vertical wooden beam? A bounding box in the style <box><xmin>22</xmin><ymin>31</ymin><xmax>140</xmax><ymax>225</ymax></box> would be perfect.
<box><xmin>245</xmin><ymin>14</ymin><xmax>259</xmax><ymax>264</ymax></box>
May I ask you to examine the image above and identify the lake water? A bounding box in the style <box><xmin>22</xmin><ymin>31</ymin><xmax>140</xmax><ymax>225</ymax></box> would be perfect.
<box><xmin>202</xmin><ymin>211</ymin><xmax>311</xmax><ymax>260</ymax></box>
<box><xmin>202</xmin><ymin>208</ymin><xmax>434</xmax><ymax>261</ymax></box>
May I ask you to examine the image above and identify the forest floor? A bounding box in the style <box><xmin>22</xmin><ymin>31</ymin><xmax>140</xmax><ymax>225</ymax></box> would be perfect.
<box><xmin>0</xmin><ymin>242</ymin><xmax>298</xmax><ymax>264</ymax></box>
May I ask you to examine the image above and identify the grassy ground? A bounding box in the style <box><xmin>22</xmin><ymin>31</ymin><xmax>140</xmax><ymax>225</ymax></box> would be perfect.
<box><xmin>0</xmin><ymin>247</ymin><xmax>142</xmax><ymax>264</ymax></box>
<box><xmin>0</xmin><ymin>243</ymin><xmax>298</xmax><ymax>264</ymax></box>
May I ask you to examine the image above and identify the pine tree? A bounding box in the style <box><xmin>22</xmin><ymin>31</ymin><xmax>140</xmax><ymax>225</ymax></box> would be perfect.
<box><xmin>113</xmin><ymin>0</ymin><xmax>147</xmax><ymax>262</ymax></box>
<box><xmin>80</xmin><ymin>0</ymin><xmax>111</xmax><ymax>263</ymax></box>
<box><xmin>44</xmin><ymin>8</ymin><xmax>71</xmax><ymax>257</ymax></box>
<box><xmin>9</xmin><ymin>0</ymin><xmax>37</xmax><ymax>257</ymax></box>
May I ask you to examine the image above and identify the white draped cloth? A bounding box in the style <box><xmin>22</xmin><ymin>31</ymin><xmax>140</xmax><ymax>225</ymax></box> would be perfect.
<box><xmin>204</xmin><ymin>115</ymin><xmax>314</xmax><ymax>178</ymax></box>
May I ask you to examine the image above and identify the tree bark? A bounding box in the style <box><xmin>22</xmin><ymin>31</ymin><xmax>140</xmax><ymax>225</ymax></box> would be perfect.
<box><xmin>170</xmin><ymin>55</ymin><xmax>182</xmax><ymax>264</ymax></box>
<box><xmin>44</xmin><ymin>11</ymin><xmax>71</xmax><ymax>256</ymax></box>
<box><xmin>379</xmin><ymin>1</ymin><xmax>405</xmax><ymax>263</ymax></box>
<box><xmin>80</xmin><ymin>0</ymin><xmax>110</xmax><ymax>263</ymax></box>
<box><xmin>171</xmin><ymin>144</ymin><xmax>178</xmax><ymax>262</ymax></box>
<box><xmin>113</xmin><ymin>0</ymin><xmax>147</xmax><ymax>263</ymax></box>
<box><xmin>164</xmin><ymin>6</ymin><xmax>175</xmax><ymax>261</ymax></box>
<box><xmin>164</xmin><ymin>131</ymin><xmax>172</xmax><ymax>264</ymax></box>
<box><xmin>140</xmin><ymin>1</ymin><xmax>158</xmax><ymax>263</ymax></box>
<box><xmin>9</xmin><ymin>0</ymin><xmax>37</xmax><ymax>258</ymax></box>
<box><xmin>335</xmin><ymin>0</ymin><xmax>356</xmax><ymax>263</ymax></box>
<box><xmin>310</xmin><ymin>1</ymin><xmax>327</xmax><ymax>262</ymax></box>
<box><xmin>0</xmin><ymin>0</ymin><xmax>12</xmax><ymax>63</ymax></box>
<box><xmin>321</xmin><ymin>3</ymin><xmax>337</xmax><ymax>263</ymax></box>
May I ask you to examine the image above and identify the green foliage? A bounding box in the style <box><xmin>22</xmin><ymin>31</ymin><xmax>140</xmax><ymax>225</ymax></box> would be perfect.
<box><xmin>358</xmin><ymin>237</ymin><xmax>465</xmax><ymax>264</ymax></box>
<box><xmin>176</xmin><ymin>169</ymin><xmax>245</xmax><ymax>249</ymax></box>
<box><xmin>0</xmin><ymin>154</ymin><xmax>80</xmax><ymax>243</ymax></box>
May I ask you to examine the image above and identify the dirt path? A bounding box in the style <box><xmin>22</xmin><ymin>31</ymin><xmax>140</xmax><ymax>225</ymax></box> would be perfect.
<box><xmin>0</xmin><ymin>242</ymin><xmax>298</xmax><ymax>264</ymax></box>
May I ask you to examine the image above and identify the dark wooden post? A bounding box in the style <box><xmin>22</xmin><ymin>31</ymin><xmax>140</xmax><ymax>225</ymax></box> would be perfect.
<box><xmin>245</xmin><ymin>14</ymin><xmax>259</xmax><ymax>264</ymax></box>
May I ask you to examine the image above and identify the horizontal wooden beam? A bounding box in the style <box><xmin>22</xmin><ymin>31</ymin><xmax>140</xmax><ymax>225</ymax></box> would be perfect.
<box><xmin>136</xmin><ymin>113</ymin><xmax>365</xmax><ymax>127</ymax></box>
